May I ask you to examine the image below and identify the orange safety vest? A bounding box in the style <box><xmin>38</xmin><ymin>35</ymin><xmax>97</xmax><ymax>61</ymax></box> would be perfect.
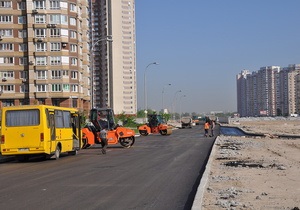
<box><xmin>204</xmin><ymin>122</ymin><xmax>210</xmax><ymax>129</ymax></box>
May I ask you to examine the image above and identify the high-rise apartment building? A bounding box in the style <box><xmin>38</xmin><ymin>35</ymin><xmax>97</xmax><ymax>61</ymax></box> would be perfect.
<box><xmin>90</xmin><ymin>0</ymin><xmax>136</xmax><ymax>115</ymax></box>
<box><xmin>237</xmin><ymin>64</ymin><xmax>300</xmax><ymax>117</ymax></box>
<box><xmin>236</xmin><ymin>70</ymin><xmax>250</xmax><ymax>117</ymax></box>
<box><xmin>287</xmin><ymin>64</ymin><xmax>300</xmax><ymax>115</ymax></box>
<box><xmin>0</xmin><ymin>0</ymin><xmax>90</xmax><ymax>113</ymax></box>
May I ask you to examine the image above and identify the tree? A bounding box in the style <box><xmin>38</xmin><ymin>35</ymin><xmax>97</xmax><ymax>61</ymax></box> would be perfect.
<box><xmin>115</xmin><ymin>112</ymin><xmax>137</xmax><ymax>127</ymax></box>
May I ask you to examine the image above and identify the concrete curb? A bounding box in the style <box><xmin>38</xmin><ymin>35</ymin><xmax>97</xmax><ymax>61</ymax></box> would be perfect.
<box><xmin>191</xmin><ymin>136</ymin><xmax>220</xmax><ymax>210</ymax></box>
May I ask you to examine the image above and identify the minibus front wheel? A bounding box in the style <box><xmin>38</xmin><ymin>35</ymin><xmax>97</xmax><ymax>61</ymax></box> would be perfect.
<box><xmin>54</xmin><ymin>145</ymin><xmax>61</xmax><ymax>160</ymax></box>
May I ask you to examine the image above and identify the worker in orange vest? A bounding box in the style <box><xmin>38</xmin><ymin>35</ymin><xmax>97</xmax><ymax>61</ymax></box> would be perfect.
<box><xmin>204</xmin><ymin>121</ymin><xmax>210</xmax><ymax>137</ymax></box>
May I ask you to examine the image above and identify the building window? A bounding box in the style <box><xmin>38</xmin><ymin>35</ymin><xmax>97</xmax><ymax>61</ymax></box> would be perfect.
<box><xmin>71</xmin><ymin>84</ymin><xmax>78</xmax><ymax>92</ymax></box>
<box><xmin>20</xmin><ymin>84</ymin><xmax>29</xmax><ymax>93</ymax></box>
<box><xmin>36</xmin><ymin>70</ymin><xmax>47</xmax><ymax>79</ymax></box>
<box><xmin>34</xmin><ymin>0</ymin><xmax>46</xmax><ymax>9</ymax></box>
<box><xmin>2</xmin><ymin>99</ymin><xmax>14</xmax><ymax>106</ymax></box>
<box><xmin>0</xmin><ymin>15</ymin><xmax>12</xmax><ymax>23</ymax></box>
<box><xmin>35</xmin><ymin>28</ymin><xmax>46</xmax><ymax>38</ymax></box>
<box><xmin>71</xmin><ymin>71</ymin><xmax>78</xmax><ymax>79</ymax></box>
<box><xmin>70</xmin><ymin>44</ymin><xmax>77</xmax><ymax>52</ymax></box>
<box><xmin>18</xmin><ymin>29</ymin><xmax>27</xmax><ymax>38</ymax></box>
<box><xmin>35</xmin><ymin>42</ymin><xmax>47</xmax><ymax>51</ymax></box>
<box><xmin>18</xmin><ymin>16</ymin><xmax>26</xmax><ymax>24</ymax></box>
<box><xmin>70</xmin><ymin>31</ymin><xmax>77</xmax><ymax>39</ymax></box>
<box><xmin>35</xmin><ymin>15</ymin><xmax>46</xmax><ymax>24</ymax></box>
<box><xmin>50</xmin><ymin>42</ymin><xmax>61</xmax><ymax>51</ymax></box>
<box><xmin>0</xmin><ymin>57</ymin><xmax>14</xmax><ymax>64</ymax></box>
<box><xmin>72</xmin><ymin>98</ymin><xmax>77</xmax><ymax>108</ymax></box>
<box><xmin>19</xmin><ymin>43</ymin><xmax>28</xmax><ymax>52</ymax></box>
<box><xmin>0</xmin><ymin>1</ymin><xmax>12</xmax><ymax>8</ymax></box>
<box><xmin>62</xmin><ymin>70</ymin><xmax>69</xmax><ymax>77</ymax></box>
<box><xmin>50</xmin><ymin>0</ymin><xmax>60</xmax><ymax>9</ymax></box>
<box><xmin>0</xmin><ymin>85</ymin><xmax>14</xmax><ymax>92</ymax></box>
<box><xmin>50</xmin><ymin>28</ymin><xmax>60</xmax><ymax>37</ymax></box>
<box><xmin>1</xmin><ymin>71</ymin><xmax>14</xmax><ymax>78</ymax></box>
<box><xmin>69</xmin><ymin>17</ymin><xmax>76</xmax><ymax>26</ymax></box>
<box><xmin>50</xmin><ymin>56</ymin><xmax>61</xmax><ymax>65</ymax></box>
<box><xmin>0</xmin><ymin>29</ymin><xmax>13</xmax><ymax>37</ymax></box>
<box><xmin>70</xmin><ymin>3</ymin><xmax>76</xmax><ymax>12</ymax></box>
<box><xmin>51</xmin><ymin>84</ymin><xmax>62</xmax><ymax>92</ymax></box>
<box><xmin>49</xmin><ymin>14</ymin><xmax>60</xmax><ymax>24</ymax></box>
<box><xmin>36</xmin><ymin>84</ymin><xmax>47</xmax><ymax>92</ymax></box>
<box><xmin>71</xmin><ymin>58</ymin><xmax>77</xmax><ymax>66</ymax></box>
<box><xmin>62</xmin><ymin>84</ymin><xmax>69</xmax><ymax>92</ymax></box>
<box><xmin>61</xmin><ymin>15</ymin><xmax>68</xmax><ymax>25</ymax></box>
<box><xmin>51</xmin><ymin>70</ymin><xmax>61</xmax><ymax>79</ymax></box>
<box><xmin>0</xmin><ymin>43</ymin><xmax>13</xmax><ymax>51</ymax></box>
<box><xmin>19</xmin><ymin>57</ymin><xmax>28</xmax><ymax>65</ymax></box>
<box><xmin>18</xmin><ymin>2</ymin><xmax>26</xmax><ymax>10</ymax></box>
<box><xmin>36</xmin><ymin>56</ymin><xmax>47</xmax><ymax>66</ymax></box>
<box><xmin>20</xmin><ymin>71</ymin><xmax>28</xmax><ymax>79</ymax></box>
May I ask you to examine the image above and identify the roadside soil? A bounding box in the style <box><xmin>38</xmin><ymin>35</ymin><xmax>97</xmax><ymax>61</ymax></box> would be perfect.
<box><xmin>201</xmin><ymin>119</ymin><xmax>300</xmax><ymax>210</ymax></box>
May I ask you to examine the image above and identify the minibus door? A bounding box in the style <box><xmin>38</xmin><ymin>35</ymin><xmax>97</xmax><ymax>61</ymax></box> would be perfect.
<box><xmin>48</xmin><ymin>112</ymin><xmax>56</xmax><ymax>152</ymax></box>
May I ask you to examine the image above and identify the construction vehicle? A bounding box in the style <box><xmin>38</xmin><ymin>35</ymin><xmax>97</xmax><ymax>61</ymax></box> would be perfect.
<box><xmin>181</xmin><ymin>117</ymin><xmax>193</xmax><ymax>128</ymax></box>
<box><xmin>81</xmin><ymin>108</ymin><xmax>135</xmax><ymax>149</ymax></box>
<box><xmin>138</xmin><ymin>113</ymin><xmax>172</xmax><ymax>136</ymax></box>
<box><xmin>192</xmin><ymin>116</ymin><xmax>200</xmax><ymax>125</ymax></box>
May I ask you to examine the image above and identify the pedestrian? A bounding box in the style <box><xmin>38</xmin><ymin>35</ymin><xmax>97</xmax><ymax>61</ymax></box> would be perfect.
<box><xmin>204</xmin><ymin>121</ymin><xmax>210</xmax><ymax>137</ymax></box>
<box><xmin>210</xmin><ymin>120</ymin><xmax>215</xmax><ymax>137</ymax></box>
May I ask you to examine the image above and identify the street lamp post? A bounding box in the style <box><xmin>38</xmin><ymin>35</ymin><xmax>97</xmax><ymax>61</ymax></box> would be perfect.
<box><xmin>90</xmin><ymin>36</ymin><xmax>113</xmax><ymax>109</ymax></box>
<box><xmin>172</xmin><ymin>90</ymin><xmax>182</xmax><ymax>121</ymax></box>
<box><xmin>162</xmin><ymin>83</ymin><xmax>171</xmax><ymax>113</ymax></box>
<box><xmin>144</xmin><ymin>62</ymin><xmax>159</xmax><ymax>122</ymax></box>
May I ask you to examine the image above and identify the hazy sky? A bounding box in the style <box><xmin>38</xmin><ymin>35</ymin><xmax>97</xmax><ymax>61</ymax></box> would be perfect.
<box><xmin>135</xmin><ymin>0</ymin><xmax>300</xmax><ymax>114</ymax></box>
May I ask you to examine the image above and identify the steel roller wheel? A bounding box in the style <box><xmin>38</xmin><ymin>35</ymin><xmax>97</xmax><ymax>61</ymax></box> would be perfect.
<box><xmin>119</xmin><ymin>137</ymin><xmax>135</xmax><ymax>148</ymax></box>
<box><xmin>139</xmin><ymin>130</ymin><xmax>148</xmax><ymax>136</ymax></box>
<box><xmin>160</xmin><ymin>129</ymin><xmax>168</xmax><ymax>135</ymax></box>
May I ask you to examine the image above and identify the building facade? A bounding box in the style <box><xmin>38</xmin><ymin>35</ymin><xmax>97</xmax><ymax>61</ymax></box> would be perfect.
<box><xmin>0</xmin><ymin>0</ymin><xmax>90</xmax><ymax>113</ymax></box>
<box><xmin>91</xmin><ymin>0</ymin><xmax>137</xmax><ymax>115</ymax></box>
<box><xmin>237</xmin><ymin>64</ymin><xmax>300</xmax><ymax>117</ymax></box>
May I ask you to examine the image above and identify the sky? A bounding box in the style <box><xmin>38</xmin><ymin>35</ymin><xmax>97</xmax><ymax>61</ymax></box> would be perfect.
<box><xmin>135</xmin><ymin>0</ymin><xmax>300</xmax><ymax>115</ymax></box>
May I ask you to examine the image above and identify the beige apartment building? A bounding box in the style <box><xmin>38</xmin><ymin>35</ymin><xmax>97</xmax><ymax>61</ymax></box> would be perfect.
<box><xmin>91</xmin><ymin>0</ymin><xmax>137</xmax><ymax>115</ymax></box>
<box><xmin>237</xmin><ymin>64</ymin><xmax>300</xmax><ymax>117</ymax></box>
<box><xmin>0</xmin><ymin>0</ymin><xmax>90</xmax><ymax>113</ymax></box>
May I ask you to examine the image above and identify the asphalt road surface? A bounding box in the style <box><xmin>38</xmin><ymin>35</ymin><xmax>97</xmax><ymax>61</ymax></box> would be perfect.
<box><xmin>0</xmin><ymin>125</ymin><xmax>218</xmax><ymax>210</ymax></box>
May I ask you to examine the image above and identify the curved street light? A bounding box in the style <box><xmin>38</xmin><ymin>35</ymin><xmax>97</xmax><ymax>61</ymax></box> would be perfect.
<box><xmin>162</xmin><ymin>83</ymin><xmax>171</xmax><ymax>113</ymax></box>
<box><xmin>90</xmin><ymin>36</ymin><xmax>113</xmax><ymax>109</ymax></box>
<box><xmin>144</xmin><ymin>62</ymin><xmax>159</xmax><ymax>122</ymax></box>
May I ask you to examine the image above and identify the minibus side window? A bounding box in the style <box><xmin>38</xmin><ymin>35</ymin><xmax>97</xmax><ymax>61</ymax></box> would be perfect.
<box><xmin>55</xmin><ymin>110</ymin><xmax>64</xmax><ymax>128</ymax></box>
<box><xmin>63</xmin><ymin>111</ymin><xmax>71</xmax><ymax>128</ymax></box>
<box><xmin>6</xmin><ymin>110</ymin><xmax>39</xmax><ymax>126</ymax></box>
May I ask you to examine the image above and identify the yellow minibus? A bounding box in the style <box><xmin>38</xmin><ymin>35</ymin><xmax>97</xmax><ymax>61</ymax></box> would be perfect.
<box><xmin>0</xmin><ymin>105</ymin><xmax>82</xmax><ymax>161</ymax></box>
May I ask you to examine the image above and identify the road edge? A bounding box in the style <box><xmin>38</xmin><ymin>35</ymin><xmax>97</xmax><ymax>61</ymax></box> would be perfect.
<box><xmin>191</xmin><ymin>136</ymin><xmax>219</xmax><ymax>210</ymax></box>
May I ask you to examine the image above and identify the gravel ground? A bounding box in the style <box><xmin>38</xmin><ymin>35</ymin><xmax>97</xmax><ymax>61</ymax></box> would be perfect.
<box><xmin>199</xmin><ymin>118</ymin><xmax>300</xmax><ymax>210</ymax></box>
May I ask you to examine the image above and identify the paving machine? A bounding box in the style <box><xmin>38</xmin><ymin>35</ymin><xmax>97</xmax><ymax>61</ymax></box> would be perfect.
<box><xmin>81</xmin><ymin>108</ymin><xmax>135</xmax><ymax>148</ymax></box>
<box><xmin>138</xmin><ymin>114</ymin><xmax>172</xmax><ymax>136</ymax></box>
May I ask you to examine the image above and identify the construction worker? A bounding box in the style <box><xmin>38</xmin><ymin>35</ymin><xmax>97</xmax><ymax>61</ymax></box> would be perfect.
<box><xmin>98</xmin><ymin>112</ymin><xmax>108</xmax><ymax>154</ymax></box>
<box><xmin>204</xmin><ymin>121</ymin><xmax>210</xmax><ymax>137</ymax></box>
<box><xmin>99</xmin><ymin>129</ymin><xmax>108</xmax><ymax>154</ymax></box>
